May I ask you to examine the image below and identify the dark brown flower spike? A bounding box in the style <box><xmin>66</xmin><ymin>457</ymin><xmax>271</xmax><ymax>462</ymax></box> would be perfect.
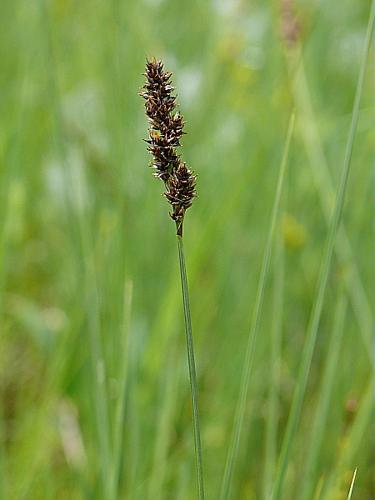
<box><xmin>140</xmin><ymin>58</ymin><xmax>196</xmax><ymax>235</ymax></box>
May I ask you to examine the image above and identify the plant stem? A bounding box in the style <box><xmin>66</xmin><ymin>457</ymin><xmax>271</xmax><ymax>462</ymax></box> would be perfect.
<box><xmin>110</xmin><ymin>280</ymin><xmax>133</xmax><ymax>499</ymax></box>
<box><xmin>263</xmin><ymin>227</ymin><xmax>285</xmax><ymax>500</ymax></box>
<box><xmin>177</xmin><ymin>234</ymin><xmax>205</xmax><ymax>500</ymax></box>
<box><xmin>285</xmin><ymin>45</ymin><xmax>372</xmax><ymax>357</ymax></box>
<box><xmin>300</xmin><ymin>292</ymin><xmax>347</xmax><ymax>500</ymax></box>
<box><xmin>271</xmin><ymin>4</ymin><xmax>375</xmax><ymax>498</ymax></box>
<box><xmin>220</xmin><ymin>113</ymin><xmax>295</xmax><ymax>500</ymax></box>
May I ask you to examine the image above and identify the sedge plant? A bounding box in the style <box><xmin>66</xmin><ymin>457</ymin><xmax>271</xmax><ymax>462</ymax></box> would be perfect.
<box><xmin>140</xmin><ymin>58</ymin><xmax>204</xmax><ymax>500</ymax></box>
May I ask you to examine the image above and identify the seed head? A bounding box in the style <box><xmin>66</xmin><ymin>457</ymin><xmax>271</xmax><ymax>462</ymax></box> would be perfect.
<box><xmin>140</xmin><ymin>58</ymin><xmax>196</xmax><ymax>235</ymax></box>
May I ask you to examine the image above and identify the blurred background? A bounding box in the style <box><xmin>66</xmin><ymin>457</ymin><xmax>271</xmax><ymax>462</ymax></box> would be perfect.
<box><xmin>0</xmin><ymin>0</ymin><xmax>373</xmax><ymax>498</ymax></box>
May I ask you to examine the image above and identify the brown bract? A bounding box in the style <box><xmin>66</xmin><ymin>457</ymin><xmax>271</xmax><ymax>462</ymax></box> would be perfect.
<box><xmin>140</xmin><ymin>58</ymin><xmax>196</xmax><ymax>234</ymax></box>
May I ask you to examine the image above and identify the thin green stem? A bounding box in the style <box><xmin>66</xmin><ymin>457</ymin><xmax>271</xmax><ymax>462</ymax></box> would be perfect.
<box><xmin>286</xmin><ymin>47</ymin><xmax>372</xmax><ymax>357</ymax></box>
<box><xmin>177</xmin><ymin>234</ymin><xmax>205</xmax><ymax>500</ymax></box>
<box><xmin>300</xmin><ymin>292</ymin><xmax>347</xmax><ymax>500</ymax></box>
<box><xmin>85</xmin><ymin>260</ymin><xmax>112</xmax><ymax>500</ymax></box>
<box><xmin>147</xmin><ymin>353</ymin><xmax>181</xmax><ymax>499</ymax></box>
<box><xmin>219</xmin><ymin>113</ymin><xmax>295</xmax><ymax>500</ymax></box>
<box><xmin>110</xmin><ymin>280</ymin><xmax>133</xmax><ymax>499</ymax></box>
<box><xmin>263</xmin><ymin>228</ymin><xmax>285</xmax><ymax>500</ymax></box>
<box><xmin>38</xmin><ymin>1</ymin><xmax>112</xmax><ymax>497</ymax></box>
<box><xmin>271</xmin><ymin>5</ymin><xmax>375</xmax><ymax>498</ymax></box>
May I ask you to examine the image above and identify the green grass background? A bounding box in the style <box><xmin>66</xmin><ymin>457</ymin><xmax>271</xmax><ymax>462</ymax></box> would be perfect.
<box><xmin>0</xmin><ymin>0</ymin><xmax>373</xmax><ymax>498</ymax></box>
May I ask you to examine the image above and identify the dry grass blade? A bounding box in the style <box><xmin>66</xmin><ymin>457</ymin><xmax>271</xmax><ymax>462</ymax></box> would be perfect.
<box><xmin>347</xmin><ymin>468</ymin><xmax>357</xmax><ymax>500</ymax></box>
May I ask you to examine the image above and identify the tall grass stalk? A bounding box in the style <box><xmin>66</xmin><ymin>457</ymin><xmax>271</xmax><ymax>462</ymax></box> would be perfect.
<box><xmin>219</xmin><ymin>113</ymin><xmax>295</xmax><ymax>500</ymax></box>
<box><xmin>286</xmin><ymin>51</ymin><xmax>372</xmax><ymax>357</ymax></box>
<box><xmin>0</xmin><ymin>52</ymin><xmax>30</xmax><ymax>500</ymax></box>
<box><xmin>263</xmin><ymin>226</ymin><xmax>285</xmax><ymax>499</ymax></box>
<box><xmin>76</xmin><ymin>139</ymin><xmax>111</xmax><ymax>500</ymax></box>
<box><xmin>300</xmin><ymin>292</ymin><xmax>347</xmax><ymax>500</ymax></box>
<box><xmin>125</xmin><ymin>349</ymin><xmax>140</xmax><ymax>498</ymax></box>
<box><xmin>272</xmin><ymin>4</ymin><xmax>375</xmax><ymax>497</ymax></box>
<box><xmin>84</xmin><ymin>257</ymin><xmax>112</xmax><ymax>499</ymax></box>
<box><xmin>39</xmin><ymin>1</ymin><xmax>113</xmax><ymax>496</ymax></box>
<box><xmin>148</xmin><ymin>354</ymin><xmax>181</xmax><ymax>498</ymax></box>
<box><xmin>110</xmin><ymin>280</ymin><xmax>133</xmax><ymax>498</ymax></box>
<box><xmin>177</xmin><ymin>234</ymin><xmax>205</xmax><ymax>500</ymax></box>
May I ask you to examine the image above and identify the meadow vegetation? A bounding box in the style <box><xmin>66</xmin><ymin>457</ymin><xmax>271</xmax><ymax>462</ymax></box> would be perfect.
<box><xmin>0</xmin><ymin>0</ymin><xmax>373</xmax><ymax>498</ymax></box>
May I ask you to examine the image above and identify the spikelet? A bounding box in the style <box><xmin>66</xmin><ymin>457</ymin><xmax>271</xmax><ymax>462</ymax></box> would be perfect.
<box><xmin>165</xmin><ymin>163</ymin><xmax>197</xmax><ymax>235</ymax></box>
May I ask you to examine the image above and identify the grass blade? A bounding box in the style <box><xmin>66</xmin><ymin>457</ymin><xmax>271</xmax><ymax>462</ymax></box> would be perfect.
<box><xmin>177</xmin><ymin>235</ymin><xmax>205</xmax><ymax>500</ymax></box>
<box><xmin>219</xmin><ymin>113</ymin><xmax>295</xmax><ymax>500</ymax></box>
<box><xmin>110</xmin><ymin>280</ymin><xmax>133</xmax><ymax>498</ymax></box>
<box><xmin>38</xmin><ymin>1</ymin><xmax>113</xmax><ymax>496</ymax></box>
<box><xmin>288</xmin><ymin>53</ymin><xmax>372</xmax><ymax>357</ymax></box>
<box><xmin>263</xmin><ymin>226</ymin><xmax>285</xmax><ymax>499</ymax></box>
<box><xmin>85</xmin><ymin>260</ymin><xmax>112</xmax><ymax>499</ymax></box>
<box><xmin>147</xmin><ymin>355</ymin><xmax>181</xmax><ymax>499</ymax></box>
<box><xmin>300</xmin><ymin>292</ymin><xmax>347</xmax><ymax>500</ymax></box>
<box><xmin>271</xmin><ymin>4</ymin><xmax>375</xmax><ymax>497</ymax></box>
